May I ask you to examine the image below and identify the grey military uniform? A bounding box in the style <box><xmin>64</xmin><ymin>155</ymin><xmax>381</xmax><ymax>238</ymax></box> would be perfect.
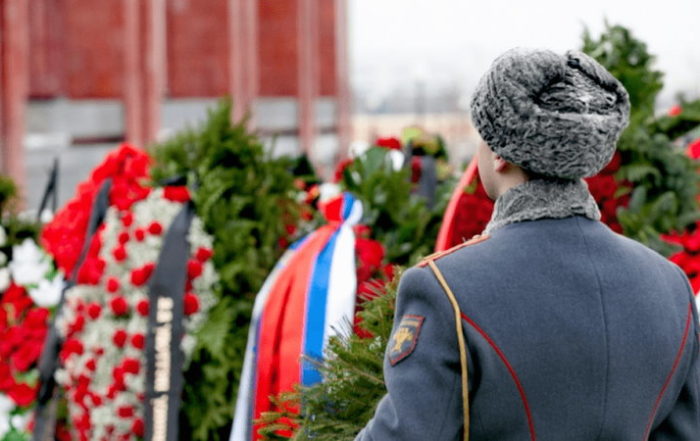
<box><xmin>356</xmin><ymin>216</ymin><xmax>700</xmax><ymax>440</ymax></box>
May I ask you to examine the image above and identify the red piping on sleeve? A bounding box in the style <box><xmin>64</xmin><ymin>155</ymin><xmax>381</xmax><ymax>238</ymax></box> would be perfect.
<box><xmin>461</xmin><ymin>312</ymin><xmax>537</xmax><ymax>441</ymax></box>
<box><xmin>642</xmin><ymin>302</ymin><xmax>694</xmax><ymax>440</ymax></box>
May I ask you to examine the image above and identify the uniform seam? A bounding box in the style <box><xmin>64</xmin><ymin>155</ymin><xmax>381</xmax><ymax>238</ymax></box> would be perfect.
<box><xmin>434</xmin><ymin>369</ymin><xmax>462</xmax><ymax>439</ymax></box>
<box><xmin>460</xmin><ymin>312</ymin><xmax>536</xmax><ymax>441</ymax></box>
<box><xmin>576</xmin><ymin>217</ymin><xmax>610</xmax><ymax>441</ymax></box>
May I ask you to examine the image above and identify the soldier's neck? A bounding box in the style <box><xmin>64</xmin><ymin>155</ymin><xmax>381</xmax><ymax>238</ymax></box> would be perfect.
<box><xmin>484</xmin><ymin>178</ymin><xmax>601</xmax><ymax>234</ymax></box>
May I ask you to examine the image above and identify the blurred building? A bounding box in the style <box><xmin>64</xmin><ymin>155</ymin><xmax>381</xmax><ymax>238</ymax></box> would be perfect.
<box><xmin>0</xmin><ymin>0</ymin><xmax>350</xmax><ymax>209</ymax></box>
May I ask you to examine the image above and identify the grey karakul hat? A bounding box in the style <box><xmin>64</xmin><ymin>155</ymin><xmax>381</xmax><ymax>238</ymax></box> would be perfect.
<box><xmin>470</xmin><ymin>48</ymin><xmax>630</xmax><ymax>179</ymax></box>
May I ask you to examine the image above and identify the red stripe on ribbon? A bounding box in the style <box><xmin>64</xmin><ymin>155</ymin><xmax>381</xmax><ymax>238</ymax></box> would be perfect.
<box><xmin>252</xmin><ymin>225</ymin><xmax>336</xmax><ymax>440</ymax></box>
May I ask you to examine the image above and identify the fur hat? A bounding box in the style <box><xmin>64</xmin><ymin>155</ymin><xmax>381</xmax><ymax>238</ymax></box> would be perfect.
<box><xmin>470</xmin><ymin>48</ymin><xmax>630</xmax><ymax>179</ymax></box>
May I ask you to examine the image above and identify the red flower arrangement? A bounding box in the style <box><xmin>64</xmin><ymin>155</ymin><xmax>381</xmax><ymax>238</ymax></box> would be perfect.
<box><xmin>53</xmin><ymin>186</ymin><xmax>217</xmax><ymax>441</ymax></box>
<box><xmin>438</xmin><ymin>151</ymin><xmax>631</xmax><ymax>250</ymax></box>
<box><xmin>41</xmin><ymin>144</ymin><xmax>151</xmax><ymax>276</ymax></box>
<box><xmin>663</xmin><ymin>143</ymin><xmax>700</xmax><ymax>294</ymax></box>
<box><xmin>585</xmin><ymin>151</ymin><xmax>631</xmax><ymax>234</ymax></box>
<box><xmin>0</xmin><ymin>283</ymin><xmax>49</xmax><ymax>416</ymax></box>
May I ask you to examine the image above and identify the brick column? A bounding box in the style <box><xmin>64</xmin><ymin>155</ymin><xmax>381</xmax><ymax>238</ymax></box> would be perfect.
<box><xmin>297</xmin><ymin>0</ymin><xmax>320</xmax><ymax>154</ymax></box>
<box><xmin>124</xmin><ymin>0</ymin><xmax>166</xmax><ymax>148</ymax></box>
<box><xmin>229</xmin><ymin>0</ymin><xmax>259</xmax><ymax>125</ymax></box>
<box><xmin>0</xmin><ymin>0</ymin><xmax>29</xmax><ymax>195</ymax></box>
<box><xmin>335</xmin><ymin>0</ymin><xmax>351</xmax><ymax>159</ymax></box>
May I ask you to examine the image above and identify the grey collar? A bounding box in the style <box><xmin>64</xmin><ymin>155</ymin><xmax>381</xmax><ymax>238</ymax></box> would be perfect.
<box><xmin>485</xmin><ymin>178</ymin><xmax>600</xmax><ymax>234</ymax></box>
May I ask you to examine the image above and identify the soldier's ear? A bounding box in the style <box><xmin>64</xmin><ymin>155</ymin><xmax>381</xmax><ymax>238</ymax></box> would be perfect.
<box><xmin>494</xmin><ymin>155</ymin><xmax>508</xmax><ymax>172</ymax></box>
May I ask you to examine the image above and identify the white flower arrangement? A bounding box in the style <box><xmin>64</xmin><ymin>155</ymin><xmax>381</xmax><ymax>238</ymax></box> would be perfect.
<box><xmin>55</xmin><ymin>188</ymin><xmax>217</xmax><ymax>440</ymax></box>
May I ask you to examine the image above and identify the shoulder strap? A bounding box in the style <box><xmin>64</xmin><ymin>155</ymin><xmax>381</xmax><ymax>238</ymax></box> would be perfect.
<box><xmin>426</xmin><ymin>260</ymin><xmax>470</xmax><ymax>441</ymax></box>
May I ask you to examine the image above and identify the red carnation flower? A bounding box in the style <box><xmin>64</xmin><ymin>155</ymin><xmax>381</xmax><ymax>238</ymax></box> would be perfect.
<box><xmin>411</xmin><ymin>157</ymin><xmax>422</xmax><ymax>183</ymax></box>
<box><xmin>109</xmin><ymin>296</ymin><xmax>129</xmax><ymax>316</ymax></box>
<box><xmin>117</xmin><ymin>405</ymin><xmax>134</xmax><ymax>418</ymax></box>
<box><xmin>195</xmin><ymin>247</ymin><xmax>214</xmax><ymax>262</ymax></box>
<box><xmin>333</xmin><ymin>158</ymin><xmax>354</xmax><ymax>183</ymax></box>
<box><xmin>136</xmin><ymin>299</ymin><xmax>149</xmax><ymax>317</ymax></box>
<box><xmin>68</xmin><ymin>315</ymin><xmax>85</xmax><ymax>336</ymax></box>
<box><xmin>121</xmin><ymin>212</ymin><xmax>134</xmax><ymax>228</ymax></box>
<box><xmin>24</xmin><ymin>308</ymin><xmax>50</xmax><ymax>328</ymax></box>
<box><xmin>59</xmin><ymin>338</ymin><xmax>84</xmax><ymax>362</ymax></box>
<box><xmin>131</xmin><ymin>333</ymin><xmax>145</xmax><ymax>349</ymax></box>
<box><xmin>131</xmin><ymin>263</ymin><xmax>155</xmax><ymax>286</ymax></box>
<box><xmin>87</xmin><ymin>303</ymin><xmax>102</xmax><ymax>320</ymax></box>
<box><xmin>375</xmin><ymin>136</ymin><xmax>402</xmax><ymax>150</ymax></box>
<box><xmin>112</xmin><ymin>246</ymin><xmax>127</xmax><ymax>262</ymax></box>
<box><xmin>688</xmin><ymin>138</ymin><xmax>700</xmax><ymax>160</ymax></box>
<box><xmin>118</xmin><ymin>232</ymin><xmax>130</xmax><ymax>244</ymax></box>
<box><xmin>164</xmin><ymin>186</ymin><xmax>191</xmax><ymax>202</ymax></box>
<box><xmin>132</xmin><ymin>418</ymin><xmax>145</xmax><ymax>437</ymax></box>
<box><xmin>112</xmin><ymin>329</ymin><xmax>128</xmax><ymax>348</ymax></box>
<box><xmin>184</xmin><ymin>293</ymin><xmax>200</xmax><ymax>315</ymax></box>
<box><xmin>122</xmin><ymin>358</ymin><xmax>140</xmax><ymax>375</ymax></box>
<box><xmin>85</xmin><ymin>359</ymin><xmax>97</xmax><ymax>371</ymax></box>
<box><xmin>187</xmin><ymin>259</ymin><xmax>203</xmax><ymax>279</ymax></box>
<box><xmin>602</xmin><ymin>151</ymin><xmax>622</xmax><ymax>174</ymax></box>
<box><xmin>11</xmin><ymin>343</ymin><xmax>42</xmax><ymax>372</ymax></box>
<box><xmin>8</xmin><ymin>382</ymin><xmax>36</xmax><ymax>407</ymax></box>
<box><xmin>106</xmin><ymin>277</ymin><xmax>120</xmax><ymax>293</ymax></box>
<box><xmin>148</xmin><ymin>221</ymin><xmax>163</xmax><ymax>235</ymax></box>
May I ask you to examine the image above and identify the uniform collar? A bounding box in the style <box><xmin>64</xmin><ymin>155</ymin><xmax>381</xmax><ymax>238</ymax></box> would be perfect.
<box><xmin>485</xmin><ymin>178</ymin><xmax>600</xmax><ymax>234</ymax></box>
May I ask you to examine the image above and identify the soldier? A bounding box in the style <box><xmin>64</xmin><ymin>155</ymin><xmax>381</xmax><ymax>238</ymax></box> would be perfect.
<box><xmin>355</xmin><ymin>48</ymin><xmax>700</xmax><ymax>440</ymax></box>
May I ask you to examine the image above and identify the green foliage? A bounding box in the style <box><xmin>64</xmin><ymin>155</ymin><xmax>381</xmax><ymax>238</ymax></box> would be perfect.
<box><xmin>582</xmin><ymin>24</ymin><xmax>663</xmax><ymax>127</ymax></box>
<box><xmin>0</xmin><ymin>175</ymin><xmax>39</xmax><ymax>256</ymax></box>
<box><xmin>339</xmin><ymin>147</ymin><xmax>451</xmax><ymax>265</ymax></box>
<box><xmin>583</xmin><ymin>23</ymin><xmax>700</xmax><ymax>254</ymax></box>
<box><xmin>0</xmin><ymin>175</ymin><xmax>18</xmax><ymax>218</ymax></box>
<box><xmin>654</xmin><ymin>99</ymin><xmax>700</xmax><ymax>140</ymax></box>
<box><xmin>150</xmin><ymin>100</ymin><xmax>304</xmax><ymax>441</ymax></box>
<box><xmin>258</xmin><ymin>272</ymin><xmax>399</xmax><ymax>441</ymax></box>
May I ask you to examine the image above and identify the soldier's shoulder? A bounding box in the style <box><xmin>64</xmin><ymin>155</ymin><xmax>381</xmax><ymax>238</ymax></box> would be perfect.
<box><xmin>417</xmin><ymin>234</ymin><xmax>491</xmax><ymax>268</ymax></box>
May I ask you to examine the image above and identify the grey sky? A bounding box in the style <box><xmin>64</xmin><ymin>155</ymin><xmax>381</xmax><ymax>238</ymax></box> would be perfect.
<box><xmin>349</xmin><ymin>0</ymin><xmax>700</xmax><ymax>110</ymax></box>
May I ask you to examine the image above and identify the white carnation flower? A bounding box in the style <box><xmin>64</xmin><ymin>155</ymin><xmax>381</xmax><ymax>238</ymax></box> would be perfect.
<box><xmin>0</xmin><ymin>394</ymin><xmax>14</xmax><ymax>439</ymax></box>
<box><xmin>0</xmin><ymin>268</ymin><xmax>10</xmax><ymax>292</ymax></box>
<box><xmin>28</xmin><ymin>274</ymin><xmax>64</xmax><ymax>307</ymax></box>
<box><xmin>10</xmin><ymin>239</ymin><xmax>51</xmax><ymax>285</ymax></box>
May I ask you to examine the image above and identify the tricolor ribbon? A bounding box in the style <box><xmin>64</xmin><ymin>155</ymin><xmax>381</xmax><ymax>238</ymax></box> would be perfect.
<box><xmin>230</xmin><ymin>192</ymin><xmax>363</xmax><ymax>441</ymax></box>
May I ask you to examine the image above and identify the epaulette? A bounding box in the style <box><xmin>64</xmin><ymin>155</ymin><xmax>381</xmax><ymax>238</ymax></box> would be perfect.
<box><xmin>417</xmin><ymin>234</ymin><xmax>490</xmax><ymax>267</ymax></box>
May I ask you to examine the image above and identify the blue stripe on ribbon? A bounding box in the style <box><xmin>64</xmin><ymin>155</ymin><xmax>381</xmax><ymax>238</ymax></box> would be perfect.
<box><xmin>341</xmin><ymin>193</ymin><xmax>355</xmax><ymax>220</ymax></box>
<box><xmin>247</xmin><ymin>318</ymin><xmax>263</xmax><ymax>440</ymax></box>
<box><xmin>301</xmin><ymin>229</ymin><xmax>341</xmax><ymax>385</ymax></box>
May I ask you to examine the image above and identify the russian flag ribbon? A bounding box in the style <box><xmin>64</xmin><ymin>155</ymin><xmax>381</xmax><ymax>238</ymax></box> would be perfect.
<box><xmin>231</xmin><ymin>192</ymin><xmax>363</xmax><ymax>441</ymax></box>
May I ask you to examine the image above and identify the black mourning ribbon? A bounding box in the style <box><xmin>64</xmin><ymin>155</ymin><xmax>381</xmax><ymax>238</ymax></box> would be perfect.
<box><xmin>144</xmin><ymin>201</ymin><xmax>194</xmax><ymax>441</ymax></box>
<box><xmin>37</xmin><ymin>157</ymin><xmax>60</xmax><ymax>224</ymax></box>
<box><xmin>32</xmin><ymin>178</ymin><xmax>113</xmax><ymax>441</ymax></box>
<box><xmin>415</xmin><ymin>155</ymin><xmax>438</xmax><ymax>209</ymax></box>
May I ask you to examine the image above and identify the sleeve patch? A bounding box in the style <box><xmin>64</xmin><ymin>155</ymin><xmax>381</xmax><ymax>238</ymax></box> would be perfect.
<box><xmin>388</xmin><ymin>315</ymin><xmax>425</xmax><ymax>366</ymax></box>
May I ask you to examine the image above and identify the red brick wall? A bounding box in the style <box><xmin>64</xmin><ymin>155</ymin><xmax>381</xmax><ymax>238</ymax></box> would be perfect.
<box><xmin>258</xmin><ymin>0</ymin><xmax>298</xmax><ymax>96</ymax></box>
<box><xmin>166</xmin><ymin>0</ymin><xmax>229</xmax><ymax>97</ymax></box>
<box><xmin>27</xmin><ymin>0</ymin><xmax>337</xmax><ymax>99</ymax></box>
<box><xmin>318</xmin><ymin>0</ymin><xmax>337</xmax><ymax>97</ymax></box>
<box><xmin>63</xmin><ymin>0</ymin><xmax>124</xmax><ymax>98</ymax></box>
<box><xmin>29</xmin><ymin>0</ymin><xmax>64</xmax><ymax>98</ymax></box>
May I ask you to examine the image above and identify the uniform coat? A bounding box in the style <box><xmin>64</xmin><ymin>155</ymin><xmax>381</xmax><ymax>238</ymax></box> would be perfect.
<box><xmin>356</xmin><ymin>216</ymin><xmax>700</xmax><ymax>440</ymax></box>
